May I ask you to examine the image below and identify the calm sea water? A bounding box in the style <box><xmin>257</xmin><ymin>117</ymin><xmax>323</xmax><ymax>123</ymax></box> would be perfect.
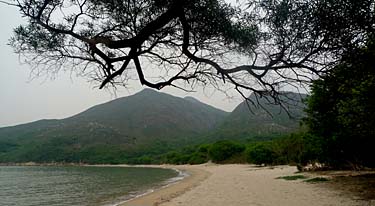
<box><xmin>0</xmin><ymin>166</ymin><xmax>180</xmax><ymax>206</ymax></box>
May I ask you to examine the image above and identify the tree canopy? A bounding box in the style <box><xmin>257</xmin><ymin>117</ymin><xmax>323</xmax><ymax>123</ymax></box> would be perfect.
<box><xmin>3</xmin><ymin>0</ymin><xmax>375</xmax><ymax>102</ymax></box>
<box><xmin>304</xmin><ymin>39</ymin><xmax>375</xmax><ymax>168</ymax></box>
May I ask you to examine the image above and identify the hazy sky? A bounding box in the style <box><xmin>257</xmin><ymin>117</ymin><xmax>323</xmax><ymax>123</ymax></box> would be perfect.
<box><xmin>0</xmin><ymin>3</ymin><xmax>245</xmax><ymax>127</ymax></box>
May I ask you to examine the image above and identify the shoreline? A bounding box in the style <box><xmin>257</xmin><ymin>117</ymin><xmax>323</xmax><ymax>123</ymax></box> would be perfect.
<box><xmin>119</xmin><ymin>164</ymin><xmax>368</xmax><ymax>206</ymax></box>
<box><xmin>2</xmin><ymin>163</ymin><xmax>372</xmax><ymax>205</ymax></box>
<box><xmin>118</xmin><ymin>164</ymin><xmax>211</xmax><ymax>206</ymax></box>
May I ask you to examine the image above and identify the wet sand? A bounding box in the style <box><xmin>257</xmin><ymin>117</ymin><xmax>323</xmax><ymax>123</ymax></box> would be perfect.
<box><xmin>120</xmin><ymin>164</ymin><xmax>210</xmax><ymax>206</ymax></box>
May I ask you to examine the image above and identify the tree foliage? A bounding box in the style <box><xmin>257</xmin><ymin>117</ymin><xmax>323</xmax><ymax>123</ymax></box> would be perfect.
<box><xmin>208</xmin><ymin>140</ymin><xmax>245</xmax><ymax>163</ymax></box>
<box><xmin>4</xmin><ymin>0</ymin><xmax>373</xmax><ymax>103</ymax></box>
<box><xmin>246</xmin><ymin>142</ymin><xmax>275</xmax><ymax>165</ymax></box>
<box><xmin>304</xmin><ymin>39</ymin><xmax>375</xmax><ymax>168</ymax></box>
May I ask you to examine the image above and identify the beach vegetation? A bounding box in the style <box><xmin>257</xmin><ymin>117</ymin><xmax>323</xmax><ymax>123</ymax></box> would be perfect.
<box><xmin>304</xmin><ymin>39</ymin><xmax>375</xmax><ymax>168</ymax></box>
<box><xmin>246</xmin><ymin>142</ymin><xmax>275</xmax><ymax>165</ymax></box>
<box><xmin>208</xmin><ymin>141</ymin><xmax>245</xmax><ymax>163</ymax></box>
<box><xmin>276</xmin><ymin>175</ymin><xmax>307</xmax><ymax>181</ymax></box>
<box><xmin>304</xmin><ymin>177</ymin><xmax>329</xmax><ymax>183</ymax></box>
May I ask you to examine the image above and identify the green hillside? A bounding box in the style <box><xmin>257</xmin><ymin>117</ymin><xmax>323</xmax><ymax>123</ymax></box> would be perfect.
<box><xmin>0</xmin><ymin>89</ymin><xmax>228</xmax><ymax>163</ymax></box>
<box><xmin>0</xmin><ymin>90</ymin><xmax>306</xmax><ymax>164</ymax></box>
<box><xmin>211</xmin><ymin>92</ymin><xmax>307</xmax><ymax>141</ymax></box>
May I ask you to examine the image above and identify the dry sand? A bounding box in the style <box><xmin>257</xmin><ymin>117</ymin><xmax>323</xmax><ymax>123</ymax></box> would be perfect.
<box><xmin>121</xmin><ymin>164</ymin><xmax>368</xmax><ymax>206</ymax></box>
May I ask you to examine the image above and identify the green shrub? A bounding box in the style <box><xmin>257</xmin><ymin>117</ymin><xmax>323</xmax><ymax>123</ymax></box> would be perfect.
<box><xmin>276</xmin><ymin>175</ymin><xmax>307</xmax><ymax>180</ymax></box>
<box><xmin>304</xmin><ymin>177</ymin><xmax>329</xmax><ymax>183</ymax></box>
<box><xmin>208</xmin><ymin>140</ymin><xmax>245</xmax><ymax>163</ymax></box>
<box><xmin>188</xmin><ymin>153</ymin><xmax>208</xmax><ymax>164</ymax></box>
<box><xmin>197</xmin><ymin>144</ymin><xmax>210</xmax><ymax>153</ymax></box>
<box><xmin>246</xmin><ymin>142</ymin><xmax>275</xmax><ymax>165</ymax></box>
<box><xmin>163</xmin><ymin>151</ymin><xmax>191</xmax><ymax>164</ymax></box>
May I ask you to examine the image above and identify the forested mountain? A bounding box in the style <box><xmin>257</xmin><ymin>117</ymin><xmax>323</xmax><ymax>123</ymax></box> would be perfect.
<box><xmin>0</xmin><ymin>90</ymin><xmax>305</xmax><ymax>163</ymax></box>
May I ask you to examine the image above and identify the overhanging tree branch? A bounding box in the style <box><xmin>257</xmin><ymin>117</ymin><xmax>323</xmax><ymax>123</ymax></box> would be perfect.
<box><xmin>3</xmin><ymin>0</ymin><xmax>374</xmax><ymax>109</ymax></box>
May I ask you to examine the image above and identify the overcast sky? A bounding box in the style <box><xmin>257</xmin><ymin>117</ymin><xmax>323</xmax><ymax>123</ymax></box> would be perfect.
<box><xmin>0</xmin><ymin>3</ymin><xmax>245</xmax><ymax>127</ymax></box>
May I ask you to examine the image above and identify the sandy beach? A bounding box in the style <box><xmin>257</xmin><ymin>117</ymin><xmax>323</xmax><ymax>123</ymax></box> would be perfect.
<box><xmin>121</xmin><ymin>164</ymin><xmax>367</xmax><ymax>206</ymax></box>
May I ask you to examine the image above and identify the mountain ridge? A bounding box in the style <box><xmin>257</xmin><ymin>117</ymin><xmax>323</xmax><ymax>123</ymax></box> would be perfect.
<box><xmin>0</xmin><ymin>89</ymin><xmax>229</xmax><ymax>163</ymax></box>
<box><xmin>0</xmin><ymin>89</ymin><xmax>306</xmax><ymax>163</ymax></box>
<box><xmin>209</xmin><ymin>92</ymin><xmax>307</xmax><ymax>141</ymax></box>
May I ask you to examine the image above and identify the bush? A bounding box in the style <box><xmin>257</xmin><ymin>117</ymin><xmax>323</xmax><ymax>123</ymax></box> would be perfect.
<box><xmin>246</xmin><ymin>142</ymin><xmax>275</xmax><ymax>165</ymax></box>
<box><xmin>188</xmin><ymin>153</ymin><xmax>208</xmax><ymax>164</ymax></box>
<box><xmin>162</xmin><ymin>151</ymin><xmax>191</xmax><ymax>164</ymax></box>
<box><xmin>208</xmin><ymin>140</ymin><xmax>245</xmax><ymax>163</ymax></box>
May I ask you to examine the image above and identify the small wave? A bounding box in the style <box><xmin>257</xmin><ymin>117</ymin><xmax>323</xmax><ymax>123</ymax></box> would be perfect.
<box><xmin>108</xmin><ymin>167</ymin><xmax>188</xmax><ymax>206</ymax></box>
<box><xmin>162</xmin><ymin>168</ymin><xmax>189</xmax><ymax>186</ymax></box>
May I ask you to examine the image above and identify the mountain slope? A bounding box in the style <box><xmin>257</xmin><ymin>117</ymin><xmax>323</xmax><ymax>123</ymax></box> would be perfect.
<box><xmin>67</xmin><ymin>89</ymin><xmax>228</xmax><ymax>139</ymax></box>
<box><xmin>212</xmin><ymin>92</ymin><xmax>307</xmax><ymax>141</ymax></box>
<box><xmin>0</xmin><ymin>90</ymin><xmax>306</xmax><ymax>163</ymax></box>
<box><xmin>0</xmin><ymin>89</ymin><xmax>229</xmax><ymax>163</ymax></box>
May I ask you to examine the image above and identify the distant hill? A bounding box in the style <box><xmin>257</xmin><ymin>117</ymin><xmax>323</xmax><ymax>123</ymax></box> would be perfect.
<box><xmin>210</xmin><ymin>92</ymin><xmax>307</xmax><ymax>141</ymax></box>
<box><xmin>0</xmin><ymin>90</ymin><xmax>306</xmax><ymax>164</ymax></box>
<box><xmin>67</xmin><ymin>89</ymin><xmax>228</xmax><ymax>140</ymax></box>
<box><xmin>0</xmin><ymin>89</ymin><xmax>228</xmax><ymax>163</ymax></box>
